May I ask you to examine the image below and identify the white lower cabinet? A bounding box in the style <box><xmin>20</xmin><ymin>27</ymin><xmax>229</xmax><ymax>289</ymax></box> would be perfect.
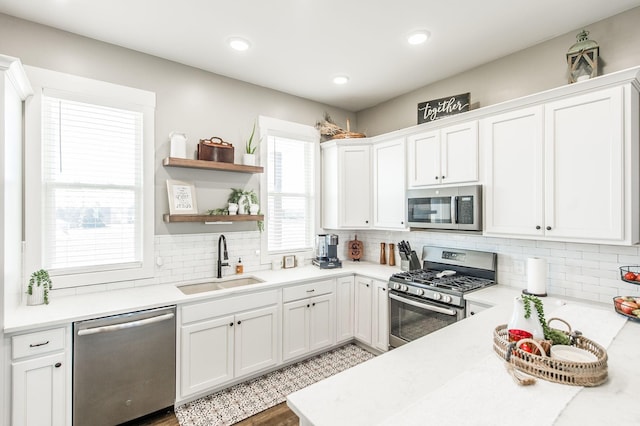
<box><xmin>282</xmin><ymin>279</ymin><xmax>336</xmax><ymax>362</ymax></box>
<box><xmin>179</xmin><ymin>290</ymin><xmax>279</xmax><ymax>399</ymax></box>
<box><xmin>10</xmin><ymin>327</ymin><xmax>71</xmax><ymax>426</ymax></box>
<box><xmin>354</xmin><ymin>276</ymin><xmax>389</xmax><ymax>352</ymax></box>
<box><xmin>335</xmin><ymin>275</ymin><xmax>355</xmax><ymax>343</ymax></box>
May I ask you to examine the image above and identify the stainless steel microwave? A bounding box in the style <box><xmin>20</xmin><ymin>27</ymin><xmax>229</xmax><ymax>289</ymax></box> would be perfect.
<box><xmin>407</xmin><ymin>185</ymin><xmax>482</xmax><ymax>231</ymax></box>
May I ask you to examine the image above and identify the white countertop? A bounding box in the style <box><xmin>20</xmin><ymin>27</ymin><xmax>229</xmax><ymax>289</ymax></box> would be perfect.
<box><xmin>287</xmin><ymin>292</ymin><xmax>638</xmax><ymax>426</ymax></box>
<box><xmin>4</xmin><ymin>261</ymin><xmax>400</xmax><ymax>334</ymax></box>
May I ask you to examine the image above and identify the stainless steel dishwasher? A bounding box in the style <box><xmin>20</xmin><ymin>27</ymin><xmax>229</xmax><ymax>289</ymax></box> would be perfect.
<box><xmin>73</xmin><ymin>305</ymin><xmax>176</xmax><ymax>426</ymax></box>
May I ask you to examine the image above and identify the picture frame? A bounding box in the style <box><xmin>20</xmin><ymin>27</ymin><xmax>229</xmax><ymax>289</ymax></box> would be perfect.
<box><xmin>283</xmin><ymin>255</ymin><xmax>295</xmax><ymax>269</ymax></box>
<box><xmin>167</xmin><ymin>180</ymin><xmax>198</xmax><ymax>214</ymax></box>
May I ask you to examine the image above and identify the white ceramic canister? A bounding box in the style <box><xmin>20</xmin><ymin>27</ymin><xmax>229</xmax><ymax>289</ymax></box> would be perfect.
<box><xmin>169</xmin><ymin>132</ymin><xmax>187</xmax><ymax>158</ymax></box>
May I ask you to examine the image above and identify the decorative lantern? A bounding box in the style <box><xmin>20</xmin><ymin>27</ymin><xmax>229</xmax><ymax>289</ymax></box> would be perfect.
<box><xmin>566</xmin><ymin>30</ymin><xmax>599</xmax><ymax>83</ymax></box>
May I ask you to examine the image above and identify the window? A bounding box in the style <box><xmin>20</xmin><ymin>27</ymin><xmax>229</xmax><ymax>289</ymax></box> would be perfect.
<box><xmin>259</xmin><ymin>116</ymin><xmax>319</xmax><ymax>260</ymax></box>
<box><xmin>25</xmin><ymin>67</ymin><xmax>155</xmax><ymax>288</ymax></box>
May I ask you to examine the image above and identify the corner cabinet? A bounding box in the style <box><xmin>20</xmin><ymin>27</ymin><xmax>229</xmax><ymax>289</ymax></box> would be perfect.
<box><xmin>372</xmin><ymin>138</ymin><xmax>407</xmax><ymax>230</ymax></box>
<box><xmin>483</xmin><ymin>83</ymin><xmax>639</xmax><ymax>245</ymax></box>
<box><xmin>407</xmin><ymin>121</ymin><xmax>478</xmax><ymax>188</ymax></box>
<box><xmin>162</xmin><ymin>157</ymin><xmax>264</xmax><ymax>224</ymax></box>
<box><xmin>321</xmin><ymin>142</ymin><xmax>372</xmax><ymax>229</ymax></box>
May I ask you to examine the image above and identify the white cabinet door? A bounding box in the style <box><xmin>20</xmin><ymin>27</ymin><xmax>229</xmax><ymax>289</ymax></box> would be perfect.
<box><xmin>441</xmin><ymin>121</ymin><xmax>478</xmax><ymax>184</ymax></box>
<box><xmin>372</xmin><ymin>279</ymin><xmax>389</xmax><ymax>352</ymax></box>
<box><xmin>407</xmin><ymin>122</ymin><xmax>478</xmax><ymax>188</ymax></box>
<box><xmin>180</xmin><ymin>315</ymin><xmax>234</xmax><ymax>396</ymax></box>
<box><xmin>339</xmin><ymin>144</ymin><xmax>371</xmax><ymax>228</ymax></box>
<box><xmin>482</xmin><ymin>106</ymin><xmax>544</xmax><ymax>237</ymax></box>
<box><xmin>373</xmin><ymin>138</ymin><xmax>407</xmax><ymax>230</ymax></box>
<box><xmin>12</xmin><ymin>352</ymin><xmax>67</xmax><ymax>426</ymax></box>
<box><xmin>407</xmin><ymin>130</ymin><xmax>440</xmax><ymax>187</ymax></box>
<box><xmin>544</xmin><ymin>87</ymin><xmax>624</xmax><ymax>241</ymax></box>
<box><xmin>282</xmin><ymin>299</ymin><xmax>310</xmax><ymax>362</ymax></box>
<box><xmin>235</xmin><ymin>305</ymin><xmax>279</xmax><ymax>378</ymax></box>
<box><xmin>354</xmin><ymin>277</ymin><xmax>373</xmax><ymax>345</ymax></box>
<box><xmin>309</xmin><ymin>293</ymin><xmax>335</xmax><ymax>352</ymax></box>
<box><xmin>335</xmin><ymin>276</ymin><xmax>355</xmax><ymax>344</ymax></box>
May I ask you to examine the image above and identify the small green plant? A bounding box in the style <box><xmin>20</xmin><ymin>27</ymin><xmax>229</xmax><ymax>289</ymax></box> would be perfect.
<box><xmin>245</xmin><ymin>121</ymin><xmax>261</xmax><ymax>154</ymax></box>
<box><xmin>228</xmin><ymin>188</ymin><xmax>263</xmax><ymax>231</ymax></box>
<box><xmin>522</xmin><ymin>294</ymin><xmax>570</xmax><ymax>345</ymax></box>
<box><xmin>207</xmin><ymin>208</ymin><xmax>228</xmax><ymax>215</ymax></box>
<box><xmin>27</xmin><ymin>269</ymin><xmax>53</xmax><ymax>305</ymax></box>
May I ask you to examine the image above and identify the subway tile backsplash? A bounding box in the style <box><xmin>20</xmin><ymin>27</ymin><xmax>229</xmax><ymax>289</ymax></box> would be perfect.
<box><xmin>50</xmin><ymin>229</ymin><xmax>640</xmax><ymax>304</ymax></box>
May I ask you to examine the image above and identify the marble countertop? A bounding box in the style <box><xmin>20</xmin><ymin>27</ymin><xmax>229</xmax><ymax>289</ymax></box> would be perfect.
<box><xmin>4</xmin><ymin>261</ymin><xmax>400</xmax><ymax>334</ymax></box>
<box><xmin>287</xmin><ymin>291</ymin><xmax>638</xmax><ymax>425</ymax></box>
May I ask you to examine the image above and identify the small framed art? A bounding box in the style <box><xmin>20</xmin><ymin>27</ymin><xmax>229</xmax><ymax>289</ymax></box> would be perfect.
<box><xmin>167</xmin><ymin>180</ymin><xmax>198</xmax><ymax>214</ymax></box>
<box><xmin>283</xmin><ymin>255</ymin><xmax>295</xmax><ymax>269</ymax></box>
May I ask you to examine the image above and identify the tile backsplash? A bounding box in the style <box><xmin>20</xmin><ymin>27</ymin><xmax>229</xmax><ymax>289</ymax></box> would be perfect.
<box><xmin>49</xmin><ymin>229</ymin><xmax>640</xmax><ymax>304</ymax></box>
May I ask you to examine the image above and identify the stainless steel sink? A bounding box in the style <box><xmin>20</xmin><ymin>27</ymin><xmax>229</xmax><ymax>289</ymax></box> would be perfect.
<box><xmin>177</xmin><ymin>277</ymin><xmax>265</xmax><ymax>295</ymax></box>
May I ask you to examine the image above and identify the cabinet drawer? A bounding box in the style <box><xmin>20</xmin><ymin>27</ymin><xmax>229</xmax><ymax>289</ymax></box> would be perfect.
<box><xmin>182</xmin><ymin>290</ymin><xmax>278</xmax><ymax>324</ymax></box>
<box><xmin>283</xmin><ymin>279</ymin><xmax>334</xmax><ymax>303</ymax></box>
<box><xmin>12</xmin><ymin>327</ymin><xmax>66</xmax><ymax>360</ymax></box>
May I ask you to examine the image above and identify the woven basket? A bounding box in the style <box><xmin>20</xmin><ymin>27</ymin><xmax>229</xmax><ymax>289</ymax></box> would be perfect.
<box><xmin>493</xmin><ymin>322</ymin><xmax>608</xmax><ymax>387</ymax></box>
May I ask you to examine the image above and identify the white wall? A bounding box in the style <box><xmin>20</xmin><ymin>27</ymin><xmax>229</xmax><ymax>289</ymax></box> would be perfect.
<box><xmin>356</xmin><ymin>6</ymin><xmax>640</xmax><ymax>136</ymax></box>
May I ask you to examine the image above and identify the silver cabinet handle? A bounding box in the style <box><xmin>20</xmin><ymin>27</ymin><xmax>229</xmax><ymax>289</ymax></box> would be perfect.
<box><xmin>306</xmin><ymin>289</ymin><xmax>315</xmax><ymax>293</ymax></box>
<box><xmin>77</xmin><ymin>313</ymin><xmax>174</xmax><ymax>336</ymax></box>
<box><xmin>389</xmin><ymin>293</ymin><xmax>457</xmax><ymax>316</ymax></box>
<box><xmin>29</xmin><ymin>340</ymin><xmax>50</xmax><ymax>348</ymax></box>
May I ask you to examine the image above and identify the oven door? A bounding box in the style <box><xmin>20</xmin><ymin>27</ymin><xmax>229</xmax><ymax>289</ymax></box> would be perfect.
<box><xmin>388</xmin><ymin>291</ymin><xmax>464</xmax><ymax>348</ymax></box>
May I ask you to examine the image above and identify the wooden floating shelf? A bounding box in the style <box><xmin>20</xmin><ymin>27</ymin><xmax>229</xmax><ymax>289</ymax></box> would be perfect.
<box><xmin>163</xmin><ymin>157</ymin><xmax>264</xmax><ymax>174</ymax></box>
<box><xmin>163</xmin><ymin>214</ymin><xmax>264</xmax><ymax>223</ymax></box>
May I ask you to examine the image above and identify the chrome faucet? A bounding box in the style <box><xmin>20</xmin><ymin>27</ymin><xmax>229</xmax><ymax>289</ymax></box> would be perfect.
<box><xmin>217</xmin><ymin>234</ymin><xmax>229</xmax><ymax>278</ymax></box>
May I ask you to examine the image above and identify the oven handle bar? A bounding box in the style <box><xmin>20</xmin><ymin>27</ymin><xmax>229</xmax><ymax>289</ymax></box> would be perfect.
<box><xmin>389</xmin><ymin>293</ymin><xmax>457</xmax><ymax>316</ymax></box>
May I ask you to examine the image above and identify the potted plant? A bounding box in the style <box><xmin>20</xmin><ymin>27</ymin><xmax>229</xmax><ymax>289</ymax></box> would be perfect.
<box><xmin>228</xmin><ymin>188</ymin><xmax>258</xmax><ymax>215</ymax></box>
<box><xmin>242</xmin><ymin>121</ymin><xmax>260</xmax><ymax>166</ymax></box>
<box><xmin>27</xmin><ymin>269</ymin><xmax>52</xmax><ymax>305</ymax></box>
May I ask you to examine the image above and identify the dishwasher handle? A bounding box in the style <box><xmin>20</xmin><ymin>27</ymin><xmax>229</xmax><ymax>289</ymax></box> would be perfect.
<box><xmin>77</xmin><ymin>312</ymin><xmax>175</xmax><ymax>336</ymax></box>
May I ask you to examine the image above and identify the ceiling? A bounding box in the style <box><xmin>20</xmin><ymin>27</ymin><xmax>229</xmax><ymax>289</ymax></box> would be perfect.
<box><xmin>1</xmin><ymin>1</ymin><xmax>639</xmax><ymax>112</ymax></box>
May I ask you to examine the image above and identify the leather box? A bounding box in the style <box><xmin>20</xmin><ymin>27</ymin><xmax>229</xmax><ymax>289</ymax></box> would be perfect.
<box><xmin>197</xmin><ymin>137</ymin><xmax>234</xmax><ymax>163</ymax></box>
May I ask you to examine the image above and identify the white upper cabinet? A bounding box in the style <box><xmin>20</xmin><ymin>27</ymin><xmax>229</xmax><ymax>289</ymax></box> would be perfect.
<box><xmin>322</xmin><ymin>141</ymin><xmax>371</xmax><ymax>229</ymax></box>
<box><xmin>407</xmin><ymin>121</ymin><xmax>478</xmax><ymax>188</ymax></box>
<box><xmin>372</xmin><ymin>137</ymin><xmax>407</xmax><ymax>230</ymax></box>
<box><xmin>483</xmin><ymin>83</ymin><xmax>638</xmax><ymax>245</ymax></box>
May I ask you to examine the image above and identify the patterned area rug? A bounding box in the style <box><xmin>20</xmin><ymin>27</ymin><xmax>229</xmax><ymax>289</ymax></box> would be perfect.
<box><xmin>175</xmin><ymin>344</ymin><xmax>375</xmax><ymax>426</ymax></box>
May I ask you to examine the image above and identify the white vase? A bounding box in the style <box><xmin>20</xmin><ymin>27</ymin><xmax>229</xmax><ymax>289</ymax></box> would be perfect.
<box><xmin>238</xmin><ymin>196</ymin><xmax>248</xmax><ymax>214</ymax></box>
<box><xmin>228</xmin><ymin>203</ymin><xmax>238</xmax><ymax>215</ymax></box>
<box><xmin>242</xmin><ymin>153</ymin><xmax>256</xmax><ymax>166</ymax></box>
<box><xmin>507</xmin><ymin>296</ymin><xmax>544</xmax><ymax>341</ymax></box>
<box><xmin>27</xmin><ymin>285</ymin><xmax>45</xmax><ymax>306</ymax></box>
<box><xmin>249</xmin><ymin>203</ymin><xmax>260</xmax><ymax>215</ymax></box>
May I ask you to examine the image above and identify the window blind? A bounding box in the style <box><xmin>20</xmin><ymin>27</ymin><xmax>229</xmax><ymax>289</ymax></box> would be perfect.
<box><xmin>41</xmin><ymin>96</ymin><xmax>143</xmax><ymax>272</ymax></box>
<box><xmin>267</xmin><ymin>135</ymin><xmax>315</xmax><ymax>252</ymax></box>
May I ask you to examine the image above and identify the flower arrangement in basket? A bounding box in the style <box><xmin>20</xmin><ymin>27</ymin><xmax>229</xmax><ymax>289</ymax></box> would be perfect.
<box><xmin>495</xmin><ymin>294</ymin><xmax>608</xmax><ymax>386</ymax></box>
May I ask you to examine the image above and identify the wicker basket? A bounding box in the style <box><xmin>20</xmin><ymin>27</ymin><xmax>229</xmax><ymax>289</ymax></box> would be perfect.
<box><xmin>493</xmin><ymin>322</ymin><xmax>608</xmax><ymax>387</ymax></box>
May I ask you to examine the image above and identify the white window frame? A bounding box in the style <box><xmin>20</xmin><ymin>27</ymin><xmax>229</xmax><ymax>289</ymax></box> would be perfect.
<box><xmin>259</xmin><ymin>116</ymin><xmax>320</xmax><ymax>265</ymax></box>
<box><xmin>24</xmin><ymin>66</ymin><xmax>155</xmax><ymax>289</ymax></box>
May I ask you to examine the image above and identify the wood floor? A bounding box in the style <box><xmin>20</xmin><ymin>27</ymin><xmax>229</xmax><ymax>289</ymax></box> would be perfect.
<box><xmin>131</xmin><ymin>402</ymin><xmax>299</xmax><ymax>426</ymax></box>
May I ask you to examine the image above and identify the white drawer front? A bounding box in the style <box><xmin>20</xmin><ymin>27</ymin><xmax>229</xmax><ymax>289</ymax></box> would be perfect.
<box><xmin>12</xmin><ymin>327</ymin><xmax>66</xmax><ymax>359</ymax></box>
<box><xmin>181</xmin><ymin>290</ymin><xmax>279</xmax><ymax>324</ymax></box>
<box><xmin>283</xmin><ymin>279</ymin><xmax>335</xmax><ymax>303</ymax></box>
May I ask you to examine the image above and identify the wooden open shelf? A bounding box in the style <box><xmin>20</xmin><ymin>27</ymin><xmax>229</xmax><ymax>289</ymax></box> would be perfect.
<box><xmin>163</xmin><ymin>157</ymin><xmax>264</xmax><ymax>174</ymax></box>
<box><xmin>163</xmin><ymin>214</ymin><xmax>264</xmax><ymax>223</ymax></box>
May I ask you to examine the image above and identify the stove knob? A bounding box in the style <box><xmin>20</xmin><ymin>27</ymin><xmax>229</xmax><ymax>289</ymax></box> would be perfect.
<box><xmin>393</xmin><ymin>283</ymin><xmax>400</xmax><ymax>290</ymax></box>
<box><xmin>400</xmin><ymin>285</ymin><xmax>409</xmax><ymax>292</ymax></box>
<box><xmin>416</xmin><ymin>289</ymin><xmax>425</xmax><ymax>296</ymax></box>
<box><xmin>432</xmin><ymin>292</ymin><xmax>442</xmax><ymax>301</ymax></box>
<box><xmin>442</xmin><ymin>295</ymin><xmax>452</xmax><ymax>303</ymax></box>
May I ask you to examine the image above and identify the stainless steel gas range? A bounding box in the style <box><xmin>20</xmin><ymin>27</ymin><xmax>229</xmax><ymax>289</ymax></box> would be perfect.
<box><xmin>388</xmin><ymin>246</ymin><xmax>497</xmax><ymax>348</ymax></box>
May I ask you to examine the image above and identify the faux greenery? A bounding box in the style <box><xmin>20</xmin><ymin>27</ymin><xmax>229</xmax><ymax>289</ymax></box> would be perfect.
<box><xmin>207</xmin><ymin>208</ymin><xmax>228</xmax><ymax>215</ymax></box>
<box><xmin>522</xmin><ymin>294</ymin><xmax>570</xmax><ymax>345</ymax></box>
<box><xmin>27</xmin><ymin>269</ymin><xmax>52</xmax><ymax>305</ymax></box>
<box><xmin>226</xmin><ymin>188</ymin><xmax>263</xmax><ymax>231</ymax></box>
<box><xmin>245</xmin><ymin>121</ymin><xmax>261</xmax><ymax>154</ymax></box>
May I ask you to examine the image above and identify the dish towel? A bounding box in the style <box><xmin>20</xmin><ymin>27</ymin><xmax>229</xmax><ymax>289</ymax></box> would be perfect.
<box><xmin>379</xmin><ymin>303</ymin><xmax>627</xmax><ymax>426</ymax></box>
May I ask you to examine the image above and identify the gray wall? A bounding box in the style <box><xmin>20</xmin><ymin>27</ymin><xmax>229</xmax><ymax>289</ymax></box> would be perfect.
<box><xmin>356</xmin><ymin>6</ymin><xmax>640</xmax><ymax>136</ymax></box>
<box><xmin>0</xmin><ymin>13</ymin><xmax>356</xmax><ymax>235</ymax></box>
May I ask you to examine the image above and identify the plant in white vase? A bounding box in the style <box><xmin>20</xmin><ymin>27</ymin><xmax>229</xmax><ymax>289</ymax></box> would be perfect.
<box><xmin>27</xmin><ymin>269</ymin><xmax>52</xmax><ymax>305</ymax></box>
<box><xmin>243</xmin><ymin>121</ymin><xmax>261</xmax><ymax>166</ymax></box>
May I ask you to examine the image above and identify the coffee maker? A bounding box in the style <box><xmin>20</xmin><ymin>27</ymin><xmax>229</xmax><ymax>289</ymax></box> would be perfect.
<box><xmin>313</xmin><ymin>234</ymin><xmax>342</xmax><ymax>269</ymax></box>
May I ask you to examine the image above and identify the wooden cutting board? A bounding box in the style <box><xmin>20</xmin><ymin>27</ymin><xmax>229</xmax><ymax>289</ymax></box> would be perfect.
<box><xmin>348</xmin><ymin>235</ymin><xmax>363</xmax><ymax>261</ymax></box>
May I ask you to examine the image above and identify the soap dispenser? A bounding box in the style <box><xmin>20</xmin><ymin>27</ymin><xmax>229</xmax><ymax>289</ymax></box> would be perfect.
<box><xmin>236</xmin><ymin>258</ymin><xmax>244</xmax><ymax>274</ymax></box>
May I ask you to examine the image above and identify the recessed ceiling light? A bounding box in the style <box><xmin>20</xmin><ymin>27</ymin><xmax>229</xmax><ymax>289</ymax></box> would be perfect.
<box><xmin>228</xmin><ymin>37</ymin><xmax>251</xmax><ymax>52</ymax></box>
<box><xmin>333</xmin><ymin>75</ymin><xmax>350</xmax><ymax>85</ymax></box>
<box><xmin>407</xmin><ymin>30</ymin><xmax>430</xmax><ymax>45</ymax></box>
